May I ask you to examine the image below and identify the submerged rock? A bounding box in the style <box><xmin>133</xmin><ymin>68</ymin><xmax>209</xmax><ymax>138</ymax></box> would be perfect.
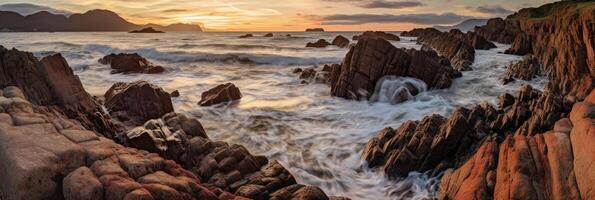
<box><xmin>198</xmin><ymin>83</ymin><xmax>242</xmax><ymax>106</ymax></box>
<box><xmin>306</xmin><ymin>39</ymin><xmax>331</xmax><ymax>48</ymax></box>
<box><xmin>330</xmin><ymin>38</ymin><xmax>459</xmax><ymax>100</ymax></box>
<box><xmin>331</xmin><ymin>35</ymin><xmax>350</xmax><ymax>48</ymax></box>
<box><xmin>99</xmin><ymin>53</ymin><xmax>166</xmax><ymax>74</ymax></box>
<box><xmin>239</xmin><ymin>34</ymin><xmax>253</xmax><ymax>38</ymax></box>
<box><xmin>104</xmin><ymin>81</ymin><xmax>174</xmax><ymax>125</ymax></box>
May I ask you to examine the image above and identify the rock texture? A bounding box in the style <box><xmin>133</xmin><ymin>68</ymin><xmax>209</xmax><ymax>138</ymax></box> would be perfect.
<box><xmin>503</xmin><ymin>54</ymin><xmax>541</xmax><ymax>82</ymax></box>
<box><xmin>99</xmin><ymin>53</ymin><xmax>165</xmax><ymax>74</ymax></box>
<box><xmin>362</xmin><ymin>85</ymin><xmax>571</xmax><ymax>178</ymax></box>
<box><xmin>475</xmin><ymin>1</ymin><xmax>594</xmax><ymax>99</ymax></box>
<box><xmin>0</xmin><ymin>46</ymin><xmax>119</xmax><ymax>137</ymax></box>
<box><xmin>330</xmin><ymin>38</ymin><xmax>459</xmax><ymax>100</ymax></box>
<box><xmin>104</xmin><ymin>81</ymin><xmax>174</xmax><ymax>125</ymax></box>
<box><xmin>331</xmin><ymin>35</ymin><xmax>350</xmax><ymax>48</ymax></box>
<box><xmin>352</xmin><ymin>31</ymin><xmax>400</xmax><ymax>41</ymax></box>
<box><xmin>306</xmin><ymin>39</ymin><xmax>331</xmax><ymax>48</ymax></box>
<box><xmin>198</xmin><ymin>83</ymin><xmax>242</xmax><ymax>106</ymax></box>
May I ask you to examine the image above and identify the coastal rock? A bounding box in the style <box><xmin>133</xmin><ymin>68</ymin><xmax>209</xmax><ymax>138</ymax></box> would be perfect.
<box><xmin>306</xmin><ymin>39</ymin><xmax>331</xmax><ymax>48</ymax></box>
<box><xmin>505</xmin><ymin>54</ymin><xmax>541</xmax><ymax>81</ymax></box>
<box><xmin>170</xmin><ymin>90</ymin><xmax>180</xmax><ymax>97</ymax></box>
<box><xmin>331</xmin><ymin>35</ymin><xmax>350</xmax><ymax>48</ymax></box>
<box><xmin>104</xmin><ymin>81</ymin><xmax>174</xmax><ymax>125</ymax></box>
<box><xmin>264</xmin><ymin>33</ymin><xmax>273</xmax><ymax>37</ymax></box>
<box><xmin>449</xmin><ymin>29</ymin><xmax>496</xmax><ymax>50</ymax></box>
<box><xmin>353</xmin><ymin>31</ymin><xmax>400</xmax><ymax>41</ymax></box>
<box><xmin>406</xmin><ymin>28</ymin><xmax>476</xmax><ymax>71</ymax></box>
<box><xmin>305</xmin><ymin>28</ymin><xmax>324</xmax><ymax>32</ymax></box>
<box><xmin>239</xmin><ymin>34</ymin><xmax>253</xmax><ymax>38</ymax></box>
<box><xmin>330</xmin><ymin>38</ymin><xmax>459</xmax><ymax>100</ymax></box>
<box><xmin>198</xmin><ymin>83</ymin><xmax>242</xmax><ymax>106</ymax></box>
<box><xmin>99</xmin><ymin>53</ymin><xmax>166</xmax><ymax>74</ymax></box>
<box><xmin>474</xmin><ymin>18</ymin><xmax>519</xmax><ymax>44</ymax></box>
<box><xmin>129</xmin><ymin>27</ymin><xmax>164</xmax><ymax>33</ymax></box>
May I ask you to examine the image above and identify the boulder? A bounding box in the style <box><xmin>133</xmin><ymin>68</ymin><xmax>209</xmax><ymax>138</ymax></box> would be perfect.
<box><xmin>198</xmin><ymin>83</ymin><xmax>242</xmax><ymax>106</ymax></box>
<box><xmin>306</xmin><ymin>39</ymin><xmax>331</xmax><ymax>48</ymax></box>
<box><xmin>353</xmin><ymin>31</ymin><xmax>400</xmax><ymax>41</ymax></box>
<box><xmin>330</xmin><ymin>38</ymin><xmax>459</xmax><ymax>100</ymax></box>
<box><xmin>99</xmin><ymin>53</ymin><xmax>166</xmax><ymax>74</ymax></box>
<box><xmin>104</xmin><ymin>81</ymin><xmax>174</xmax><ymax>125</ymax></box>
<box><xmin>331</xmin><ymin>35</ymin><xmax>350</xmax><ymax>48</ymax></box>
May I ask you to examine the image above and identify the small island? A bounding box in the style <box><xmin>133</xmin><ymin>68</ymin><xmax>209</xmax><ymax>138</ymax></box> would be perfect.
<box><xmin>305</xmin><ymin>28</ymin><xmax>325</xmax><ymax>32</ymax></box>
<box><xmin>129</xmin><ymin>27</ymin><xmax>164</xmax><ymax>33</ymax></box>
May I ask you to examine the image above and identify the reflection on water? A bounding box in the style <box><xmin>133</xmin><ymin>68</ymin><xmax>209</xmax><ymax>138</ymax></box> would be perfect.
<box><xmin>0</xmin><ymin>32</ymin><xmax>547</xmax><ymax>199</ymax></box>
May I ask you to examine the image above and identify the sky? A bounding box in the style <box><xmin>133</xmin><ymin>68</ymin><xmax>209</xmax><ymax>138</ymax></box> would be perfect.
<box><xmin>0</xmin><ymin>0</ymin><xmax>559</xmax><ymax>31</ymax></box>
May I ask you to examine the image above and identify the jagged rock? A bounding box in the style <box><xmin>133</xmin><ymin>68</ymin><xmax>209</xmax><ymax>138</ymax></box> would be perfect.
<box><xmin>474</xmin><ymin>18</ymin><xmax>519</xmax><ymax>44</ymax></box>
<box><xmin>198</xmin><ymin>83</ymin><xmax>242</xmax><ymax>106</ymax></box>
<box><xmin>331</xmin><ymin>35</ymin><xmax>350</xmax><ymax>48</ymax></box>
<box><xmin>448</xmin><ymin>29</ymin><xmax>496</xmax><ymax>50</ymax></box>
<box><xmin>306</xmin><ymin>39</ymin><xmax>331</xmax><ymax>48</ymax></box>
<box><xmin>505</xmin><ymin>54</ymin><xmax>541</xmax><ymax>81</ymax></box>
<box><xmin>330</xmin><ymin>38</ymin><xmax>459</xmax><ymax>100</ymax></box>
<box><xmin>104</xmin><ymin>81</ymin><xmax>174</xmax><ymax>125</ymax></box>
<box><xmin>408</xmin><ymin>28</ymin><xmax>476</xmax><ymax>71</ymax></box>
<box><xmin>353</xmin><ymin>31</ymin><xmax>400</xmax><ymax>41</ymax></box>
<box><xmin>99</xmin><ymin>53</ymin><xmax>166</xmax><ymax>74</ymax></box>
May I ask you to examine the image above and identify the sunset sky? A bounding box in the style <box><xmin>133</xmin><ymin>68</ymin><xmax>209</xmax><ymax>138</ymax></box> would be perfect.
<box><xmin>0</xmin><ymin>0</ymin><xmax>558</xmax><ymax>31</ymax></box>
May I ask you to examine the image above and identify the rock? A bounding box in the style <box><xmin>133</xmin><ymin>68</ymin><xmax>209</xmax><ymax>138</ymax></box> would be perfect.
<box><xmin>0</xmin><ymin>46</ymin><xmax>54</xmax><ymax>105</ymax></box>
<box><xmin>198</xmin><ymin>83</ymin><xmax>242</xmax><ymax>106</ymax></box>
<box><xmin>406</xmin><ymin>28</ymin><xmax>476</xmax><ymax>71</ymax></box>
<box><xmin>103</xmin><ymin>53</ymin><xmax>150</xmax><ymax>73</ymax></box>
<box><xmin>497</xmin><ymin>93</ymin><xmax>515</xmax><ymax>109</ymax></box>
<box><xmin>291</xmin><ymin>186</ymin><xmax>329</xmax><ymax>200</ymax></box>
<box><xmin>170</xmin><ymin>90</ymin><xmax>180</xmax><ymax>97</ymax></box>
<box><xmin>145</xmin><ymin>66</ymin><xmax>165</xmax><ymax>74</ymax></box>
<box><xmin>353</xmin><ymin>31</ymin><xmax>400</xmax><ymax>41</ymax></box>
<box><xmin>448</xmin><ymin>29</ymin><xmax>496</xmax><ymax>50</ymax></box>
<box><xmin>331</xmin><ymin>35</ymin><xmax>350</xmax><ymax>48</ymax></box>
<box><xmin>239</xmin><ymin>34</ymin><xmax>253</xmax><ymax>38</ymax></box>
<box><xmin>63</xmin><ymin>167</ymin><xmax>104</xmax><ymax>200</ymax></box>
<box><xmin>330</xmin><ymin>38</ymin><xmax>459</xmax><ymax>100</ymax></box>
<box><xmin>474</xmin><ymin>18</ymin><xmax>519</xmax><ymax>44</ymax></box>
<box><xmin>306</xmin><ymin>39</ymin><xmax>331</xmax><ymax>48</ymax></box>
<box><xmin>292</xmin><ymin>68</ymin><xmax>303</xmax><ymax>74</ymax></box>
<box><xmin>104</xmin><ymin>81</ymin><xmax>174</xmax><ymax>125</ymax></box>
<box><xmin>129</xmin><ymin>27</ymin><xmax>164</xmax><ymax>33</ymax></box>
<box><xmin>305</xmin><ymin>28</ymin><xmax>324</xmax><ymax>32</ymax></box>
<box><xmin>264</xmin><ymin>33</ymin><xmax>273</xmax><ymax>37</ymax></box>
<box><xmin>505</xmin><ymin>55</ymin><xmax>541</xmax><ymax>81</ymax></box>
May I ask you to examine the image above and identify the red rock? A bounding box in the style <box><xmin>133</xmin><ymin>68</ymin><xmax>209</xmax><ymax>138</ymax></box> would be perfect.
<box><xmin>331</xmin><ymin>35</ymin><xmax>350</xmax><ymax>48</ymax></box>
<box><xmin>505</xmin><ymin>54</ymin><xmax>541</xmax><ymax>81</ymax></box>
<box><xmin>306</xmin><ymin>39</ymin><xmax>331</xmax><ymax>48</ymax></box>
<box><xmin>291</xmin><ymin>186</ymin><xmax>329</xmax><ymax>200</ymax></box>
<box><xmin>104</xmin><ymin>81</ymin><xmax>174</xmax><ymax>124</ymax></box>
<box><xmin>198</xmin><ymin>83</ymin><xmax>242</xmax><ymax>106</ymax></box>
<box><xmin>63</xmin><ymin>167</ymin><xmax>104</xmax><ymax>200</ymax></box>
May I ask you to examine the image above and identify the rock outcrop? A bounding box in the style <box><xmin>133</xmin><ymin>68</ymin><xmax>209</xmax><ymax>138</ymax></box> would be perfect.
<box><xmin>129</xmin><ymin>27</ymin><xmax>164</xmax><ymax>33</ymax></box>
<box><xmin>353</xmin><ymin>31</ymin><xmax>400</xmax><ymax>41</ymax></box>
<box><xmin>99</xmin><ymin>53</ymin><xmax>165</xmax><ymax>74</ymax></box>
<box><xmin>306</xmin><ymin>39</ymin><xmax>331</xmax><ymax>48</ymax></box>
<box><xmin>503</xmin><ymin>54</ymin><xmax>541</xmax><ymax>83</ymax></box>
<box><xmin>448</xmin><ymin>29</ymin><xmax>496</xmax><ymax>50</ymax></box>
<box><xmin>401</xmin><ymin>28</ymin><xmax>478</xmax><ymax>71</ymax></box>
<box><xmin>330</xmin><ymin>38</ymin><xmax>459</xmax><ymax>100</ymax></box>
<box><xmin>475</xmin><ymin>1</ymin><xmax>594</xmax><ymax>99</ymax></box>
<box><xmin>0</xmin><ymin>46</ymin><xmax>119</xmax><ymax>137</ymax></box>
<box><xmin>198</xmin><ymin>83</ymin><xmax>242</xmax><ymax>106</ymax></box>
<box><xmin>104</xmin><ymin>81</ymin><xmax>174</xmax><ymax>125</ymax></box>
<box><xmin>331</xmin><ymin>35</ymin><xmax>350</xmax><ymax>48</ymax></box>
<box><xmin>362</xmin><ymin>85</ymin><xmax>571</xmax><ymax>178</ymax></box>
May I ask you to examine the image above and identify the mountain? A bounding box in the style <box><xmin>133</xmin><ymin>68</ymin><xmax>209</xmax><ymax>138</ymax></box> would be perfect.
<box><xmin>0</xmin><ymin>3</ymin><xmax>72</xmax><ymax>16</ymax></box>
<box><xmin>434</xmin><ymin>18</ymin><xmax>489</xmax><ymax>32</ymax></box>
<box><xmin>0</xmin><ymin>9</ymin><xmax>202</xmax><ymax>32</ymax></box>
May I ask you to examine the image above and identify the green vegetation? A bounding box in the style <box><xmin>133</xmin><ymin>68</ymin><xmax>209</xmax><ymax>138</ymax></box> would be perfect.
<box><xmin>508</xmin><ymin>0</ymin><xmax>594</xmax><ymax>22</ymax></box>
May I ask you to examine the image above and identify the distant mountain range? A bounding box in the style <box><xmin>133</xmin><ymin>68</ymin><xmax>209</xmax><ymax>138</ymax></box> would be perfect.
<box><xmin>0</xmin><ymin>6</ymin><xmax>202</xmax><ymax>32</ymax></box>
<box><xmin>433</xmin><ymin>19</ymin><xmax>489</xmax><ymax>32</ymax></box>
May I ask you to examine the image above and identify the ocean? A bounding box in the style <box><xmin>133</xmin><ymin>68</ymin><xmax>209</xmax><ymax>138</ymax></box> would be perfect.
<box><xmin>0</xmin><ymin>31</ymin><xmax>547</xmax><ymax>199</ymax></box>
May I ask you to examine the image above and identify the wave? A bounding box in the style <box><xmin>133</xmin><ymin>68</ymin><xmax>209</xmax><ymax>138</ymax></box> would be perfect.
<box><xmin>84</xmin><ymin>44</ymin><xmax>341</xmax><ymax>65</ymax></box>
<box><xmin>370</xmin><ymin>76</ymin><xmax>428</xmax><ymax>104</ymax></box>
<box><xmin>178</xmin><ymin>43</ymin><xmax>304</xmax><ymax>51</ymax></box>
<box><xmin>31</xmin><ymin>41</ymin><xmax>82</xmax><ymax>48</ymax></box>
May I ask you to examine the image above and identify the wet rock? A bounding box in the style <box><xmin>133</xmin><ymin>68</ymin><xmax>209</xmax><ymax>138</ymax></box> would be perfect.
<box><xmin>353</xmin><ymin>31</ymin><xmax>400</xmax><ymax>41</ymax></box>
<box><xmin>99</xmin><ymin>53</ymin><xmax>166</xmax><ymax>74</ymax></box>
<box><xmin>292</xmin><ymin>68</ymin><xmax>303</xmax><ymax>74</ymax></box>
<box><xmin>306</xmin><ymin>39</ymin><xmax>331</xmax><ymax>48</ymax></box>
<box><xmin>239</xmin><ymin>34</ymin><xmax>253</xmax><ymax>38</ymax></box>
<box><xmin>330</xmin><ymin>38</ymin><xmax>458</xmax><ymax>100</ymax></box>
<box><xmin>198</xmin><ymin>83</ymin><xmax>242</xmax><ymax>106</ymax></box>
<box><xmin>170</xmin><ymin>90</ymin><xmax>180</xmax><ymax>97</ymax></box>
<box><xmin>264</xmin><ymin>33</ymin><xmax>273</xmax><ymax>37</ymax></box>
<box><xmin>331</xmin><ymin>35</ymin><xmax>350</xmax><ymax>48</ymax></box>
<box><xmin>505</xmin><ymin>54</ymin><xmax>541</xmax><ymax>81</ymax></box>
<box><xmin>104</xmin><ymin>81</ymin><xmax>174</xmax><ymax>125</ymax></box>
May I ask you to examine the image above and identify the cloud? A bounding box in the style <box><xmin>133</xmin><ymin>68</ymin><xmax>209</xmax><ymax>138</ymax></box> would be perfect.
<box><xmin>319</xmin><ymin>13</ymin><xmax>473</xmax><ymax>25</ymax></box>
<box><xmin>359</xmin><ymin>1</ymin><xmax>423</xmax><ymax>9</ymax></box>
<box><xmin>475</xmin><ymin>5</ymin><xmax>513</xmax><ymax>15</ymax></box>
<box><xmin>0</xmin><ymin>3</ymin><xmax>72</xmax><ymax>16</ymax></box>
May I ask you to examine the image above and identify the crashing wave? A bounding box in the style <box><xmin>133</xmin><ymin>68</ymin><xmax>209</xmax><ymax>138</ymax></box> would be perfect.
<box><xmin>370</xmin><ymin>76</ymin><xmax>427</xmax><ymax>104</ymax></box>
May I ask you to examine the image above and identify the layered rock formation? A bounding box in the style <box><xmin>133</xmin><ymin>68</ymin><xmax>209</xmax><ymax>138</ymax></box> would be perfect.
<box><xmin>99</xmin><ymin>53</ymin><xmax>165</xmax><ymax>74</ymax></box>
<box><xmin>330</xmin><ymin>38</ymin><xmax>460</xmax><ymax>100</ymax></box>
<box><xmin>352</xmin><ymin>31</ymin><xmax>400</xmax><ymax>41</ymax></box>
<box><xmin>475</xmin><ymin>1</ymin><xmax>594</xmax><ymax>99</ymax></box>
<box><xmin>198</xmin><ymin>83</ymin><xmax>242</xmax><ymax>106</ymax></box>
<box><xmin>0</xmin><ymin>46</ymin><xmax>119</xmax><ymax>137</ymax></box>
<box><xmin>362</xmin><ymin>85</ymin><xmax>571</xmax><ymax>178</ymax></box>
<box><xmin>502</xmin><ymin>54</ymin><xmax>542</xmax><ymax>84</ymax></box>
<box><xmin>104</xmin><ymin>81</ymin><xmax>174</xmax><ymax>125</ymax></box>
